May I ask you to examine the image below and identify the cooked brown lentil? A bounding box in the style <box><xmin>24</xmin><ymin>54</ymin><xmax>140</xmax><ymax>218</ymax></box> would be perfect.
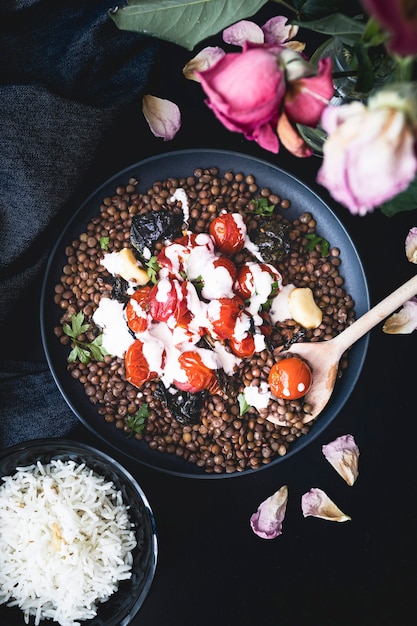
<box><xmin>53</xmin><ymin>166</ymin><xmax>356</xmax><ymax>475</ymax></box>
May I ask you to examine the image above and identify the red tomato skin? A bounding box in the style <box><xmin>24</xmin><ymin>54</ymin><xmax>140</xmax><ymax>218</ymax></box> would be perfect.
<box><xmin>125</xmin><ymin>286</ymin><xmax>151</xmax><ymax>334</ymax></box>
<box><xmin>268</xmin><ymin>357</ymin><xmax>312</xmax><ymax>400</ymax></box>
<box><xmin>125</xmin><ymin>339</ymin><xmax>157</xmax><ymax>389</ymax></box>
<box><xmin>235</xmin><ymin>262</ymin><xmax>282</xmax><ymax>300</ymax></box>
<box><xmin>208</xmin><ymin>295</ymin><xmax>244</xmax><ymax>340</ymax></box>
<box><xmin>173</xmin><ymin>351</ymin><xmax>219</xmax><ymax>394</ymax></box>
<box><xmin>209</xmin><ymin>213</ymin><xmax>245</xmax><ymax>255</ymax></box>
<box><xmin>213</xmin><ymin>256</ymin><xmax>237</xmax><ymax>282</ymax></box>
<box><xmin>235</xmin><ymin>264</ymin><xmax>254</xmax><ymax>300</ymax></box>
<box><xmin>228</xmin><ymin>333</ymin><xmax>256</xmax><ymax>358</ymax></box>
<box><xmin>148</xmin><ymin>279</ymin><xmax>179</xmax><ymax>323</ymax></box>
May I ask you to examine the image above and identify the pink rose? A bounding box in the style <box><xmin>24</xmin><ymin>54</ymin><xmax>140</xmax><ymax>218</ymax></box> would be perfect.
<box><xmin>317</xmin><ymin>92</ymin><xmax>417</xmax><ymax>215</ymax></box>
<box><xmin>361</xmin><ymin>0</ymin><xmax>417</xmax><ymax>56</ymax></box>
<box><xmin>197</xmin><ymin>44</ymin><xmax>286</xmax><ymax>153</ymax></box>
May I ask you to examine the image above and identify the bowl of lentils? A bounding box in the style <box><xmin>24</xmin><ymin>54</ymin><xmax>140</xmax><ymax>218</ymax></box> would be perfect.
<box><xmin>41</xmin><ymin>149</ymin><xmax>369</xmax><ymax>478</ymax></box>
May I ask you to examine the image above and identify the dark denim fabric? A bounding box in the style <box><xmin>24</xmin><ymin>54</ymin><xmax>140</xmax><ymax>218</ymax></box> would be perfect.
<box><xmin>0</xmin><ymin>0</ymin><xmax>160</xmax><ymax>446</ymax></box>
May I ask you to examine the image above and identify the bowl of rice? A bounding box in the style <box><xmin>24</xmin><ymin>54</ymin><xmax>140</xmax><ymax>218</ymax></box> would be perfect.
<box><xmin>0</xmin><ymin>438</ymin><xmax>158</xmax><ymax>626</ymax></box>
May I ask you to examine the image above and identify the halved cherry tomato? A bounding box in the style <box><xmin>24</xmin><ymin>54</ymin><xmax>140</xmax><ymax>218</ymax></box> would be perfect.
<box><xmin>228</xmin><ymin>333</ymin><xmax>256</xmax><ymax>358</ymax></box>
<box><xmin>125</xmin><ymin>286</ymin><xmax>151</xmax><ymax>334</ymax></box>
<box><xmin>148</xmin><ymin>278</ymin><xmax>180</xmax><ymax>323</ymax></box>
<box><xmin>125</xmin><ymin>339</ymin><xmax>158</xmax><ymax>388</ymax></box>
<box><xmin>213</xmin><ymin>256</ymin><xmax>237</xmax><ymax>281</ymax></box>
<box><xmin>268</xmin><ymin>357</ymin><xmax>312</xmax><ymax>400</ymax></box>
<box><xmin>207</xmin><ymin>295</ymin><xmax>244</xmax><ymax>340</ymax></box>
<box><xmin>209</xmin><ymin>213</ymin><xmax>246</xmax><ymax>255</ymax></box>
<box><xmin>235</xmin><ymin>262</ymin><xmax>282</xmax><ymax>300</ymax></box>
<box><xmin>173</xmin><ymin>351</ymin><xmax>219</xmax><ymax>394</ymax></box>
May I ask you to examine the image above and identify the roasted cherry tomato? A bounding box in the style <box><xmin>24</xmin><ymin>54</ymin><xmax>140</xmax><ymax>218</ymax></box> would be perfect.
<box><xmin>209</xmin><ymin>213</ymin><xmax>246</xmax><ymax>255</ymax></box>
<box><xmin>148</xmin><ymin>278</ymin><xmax>180</xmax><ymax>323</ymax></box>
<box><xmin>213</xmin><ymin>256</ymin><xmax>237</xmax><ymax>281</ymax></box>
<box><xmin>228</xmin><ymin>333</ymin><xmax>256</xmax><ymax>358</ymax></box>
<box><xmin>125</xmin><ymin>286</ymin><xmax>151</xmax><ymax>334</ymax></box>
<box><xmin>207</xmin><ymin>295</ymin><xmax>244</xmax><ymax>340</ymax></box>
<box><xmin>268</xmin><ymin>357</ymin><xmax>312</xmax><ymax>400</ymax></box>
<box><xmin>174</xmin><ymin>351</ymin><xmax>219</xmax><ymax>394</ymax></box>
<box><xmin>235</xmin><ymin>262</ymin><xmax>282</xmax><ymax>300</ymax></box>
<box><xmin>125</xmin><ymin>339</ymin><xmax>159</xmax><ymax>389</ymax></box>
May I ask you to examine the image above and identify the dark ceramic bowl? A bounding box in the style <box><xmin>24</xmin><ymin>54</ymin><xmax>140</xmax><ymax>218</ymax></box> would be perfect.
<box><xmin>41</xmin><ymin>149</ymin><xmax>369</xmax><ymax>478</ymax></box>
<box><xmin>0</xmin><ymin>438</ymin><xmax>157</xmax><ymax>626</ymax></box>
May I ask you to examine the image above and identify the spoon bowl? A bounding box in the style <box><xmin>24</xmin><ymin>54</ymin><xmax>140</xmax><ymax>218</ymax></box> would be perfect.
<box><xmin>267</xmin><ymin>274</ymin><xmax>417</xmax><ymax>425</ymax></box>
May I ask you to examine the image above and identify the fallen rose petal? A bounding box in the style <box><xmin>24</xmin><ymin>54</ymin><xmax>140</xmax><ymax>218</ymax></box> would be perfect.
<box><xmin>301</xmin><ymin>488</ymin><xmax>351</xmax><ymax>522</ymax></box>
<box><xmin>223</xmin><ymin>20</ymin><xmax>264</xmax><ymax>46</ymax></box>
<box><xmin>183</xmin><ymin>47</ymin><xmax>226</xmax><ymax>81</ymax></box>
<box><xmin>142</xmin><ymin>95</ymin><xmax>181</xmax><ymax>141</ymax></box>
<box><xmin>250</xmin><ymin>485</ymin><xmax>288</xmax><ymax>539</ymax></box>
<box><xmin>322</xmin><ymin>434</ymin><xmax>359</xmax><ymax>486</ymax></box>
<box><xmin>262</xmin><ymin>16</ymin><xmax>299</xmax><ymax>44</ymax></box>
<box><xmin>382</xmin><ymin>297</ymin><xmax>417</xmax><ymax>334</ymax></box>
<box><xmin>405</xmin><ymin>227</ymin><xmax>417</xmax><ymax>263</ymax></box>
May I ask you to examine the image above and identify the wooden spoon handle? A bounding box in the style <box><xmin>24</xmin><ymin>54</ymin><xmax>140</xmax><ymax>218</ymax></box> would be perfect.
<box><xmin>335</xmin><ymin>274</ymin><xmax>417</xmax><ymax>354</ymax></box>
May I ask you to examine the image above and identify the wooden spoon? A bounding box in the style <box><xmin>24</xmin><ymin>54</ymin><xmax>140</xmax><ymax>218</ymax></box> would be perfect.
<box><xmin>267</xmin><ymin>274</ymin><xmax>417</xmax><ymax>426</ymax></box>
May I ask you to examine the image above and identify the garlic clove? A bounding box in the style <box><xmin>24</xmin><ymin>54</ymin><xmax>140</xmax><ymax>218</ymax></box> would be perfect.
<box><xmin>288</xmin><ymin>287</ymin><xmax>323</xmax><ymax>329</ymax></box>
<box><xmin>250</xmin><ymin>485</ymin><xmax>288</xmax><ymax>539</ymax></box>
<box><xmin>113</xmin><ymin>248</ymin><xmax>149</xmax><ymax>285</ymax></box>
<box><xmin>301</xmin><ymin>488</ymin><xmax>351</xmax><ymax>522</ymax></box>
<box><xmin>322</xmin><ymin>434</ymin><xmax>360</xmax><ymax>486</ymax></box>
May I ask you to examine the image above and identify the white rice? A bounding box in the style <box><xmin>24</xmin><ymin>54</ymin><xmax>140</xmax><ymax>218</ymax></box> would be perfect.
<box><xmin>0</xmin><ymin>459</ymin><xmax>137</xmax><ymax>626</ymax></box>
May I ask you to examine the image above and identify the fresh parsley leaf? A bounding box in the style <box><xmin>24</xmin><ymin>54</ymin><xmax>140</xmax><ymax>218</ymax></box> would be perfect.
<box><xmin>100</xmin><ymin>236</ymin><xmax>110</xmax><ymax>250</ymax></box>
<box><xmin>192</xmin><ymin>275</ymin><xmax>204</xmax><ymax>292</ymax></box>
<box><xmin>238</xmin><ymin>393</ymin><xmax>251</xmax><ymax>416</ymax></box>
<box><xmin>126</xmin><ymin>404</ymin><xmax>150</xmax><ymax>436</ymax></box>
<box><xmin>304</xmin><ymin>233</ymin><xmax>330</xmax><ymax>257</ymax></box>
<box><xmin>63</xmin><ymin>312</ymin><xmax>109</xmax><ymax>364</ymax></box>
<box><xmin>249</xmin><ymin>197</ymin><xmax>276</xmax><ymax>215</ymax></box>
<box><xmin>146</xmin><ymin>256</ymin><xmax>160</xmax><ymax>284</ymax></box>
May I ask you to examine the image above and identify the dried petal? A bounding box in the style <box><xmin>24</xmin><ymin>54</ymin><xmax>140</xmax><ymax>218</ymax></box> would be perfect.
<box><xmin>382</xmin><ymin>297</ymin><xmax>417</xmax><ymax>334</ymax></box>
<box><xmin>301</xmin><ymin>488</ymin><xmax>351</xmax><ymax>522</ymax></box>
<box><xmin>142</xmin><ymin>95</ymin><xmax>181</xmax><ymax>141</ymax></box>
<box><xmin>250</xmin><ymin>485</ymin><xmax>288</xmax><ymax>539</ymax></box>
<box><xmin>405</xmin><ymin>227</ymin><xmax>417</xmax><ymax>263</ymax></box>
<box><xmin>183</xmin><ymin>46</ymin><xmax>225</xmax><ymax>81</ymax></box>
<box><xmin>262</xmin><ymin>16</ymin><xmax>299</xmax><ymax>44</ymax></box>
<box><xmin>322</xmin><ymin>434</ymin><xmax>359</xmax><ymax>486</ymax></box>
<box><xmin>222</xmin><ymin>20</ymin><xmax>264</xmax><ymax>46</ymax></box>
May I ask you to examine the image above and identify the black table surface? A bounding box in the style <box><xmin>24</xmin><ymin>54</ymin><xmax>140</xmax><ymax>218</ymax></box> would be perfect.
<box><xmin>4</xmin><ymin>42</ymin><xmax>417</xmax><ymax>626</ymax></box>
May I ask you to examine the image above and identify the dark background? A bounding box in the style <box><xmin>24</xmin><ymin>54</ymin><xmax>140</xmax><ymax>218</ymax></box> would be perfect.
<box><xmin>2</xmin><ymin>1</ymin><xmax>417</xmax><ymax>625</ymax></box>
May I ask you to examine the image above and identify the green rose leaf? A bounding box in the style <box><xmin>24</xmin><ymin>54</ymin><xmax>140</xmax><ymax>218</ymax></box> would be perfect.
<box><xmin>380</xmin><ymin>176</ymin><xmax>417</xmax><ymax>217</ymax></box>
<box><xmin>293</xmin><ymin>13</ymin><xmax>365</xmax><ymax>39</ymax></box>
<box><xmin>289</xmin><ymin>0</ymin><xmax>353</xmax><ymax>20</ymax></box>
<box><xmin>110</xmin><ymin>0</ymin><xmax>270</xmax><ymax>50</ymax></box>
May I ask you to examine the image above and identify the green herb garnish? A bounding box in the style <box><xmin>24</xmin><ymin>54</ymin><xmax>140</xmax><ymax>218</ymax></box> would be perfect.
<box><xmin>99</xmin><ymin>236</ymin><xmax>110</xmax><ymax>250</ymax></box>
<box><xmin>249</xmin><ymin>197</ymin><xmax>276</xmax><ymax>216</ymax></box>
<box><xmin>63</xmin><ymin>312</ymin><xmax>109</xmax><ymax>364</ymax></box>
<box><xmin>126</xmin><ymin>404</ymin><xmax>150</xmax><ymax>436</ymax></box>
<box><xmin>146</xmin><ymin>256</ymin><xmax>160</xmax><ymax>284</ymax></box>
<box><xmin>304</xmin><ymin>233</ymin><xmax>330</xmax><ymax>257</ymax></box>
<box><xmin>238</xmin><ymin>393</ymin><xmax>251</xmax><ymax>416</ymax></box>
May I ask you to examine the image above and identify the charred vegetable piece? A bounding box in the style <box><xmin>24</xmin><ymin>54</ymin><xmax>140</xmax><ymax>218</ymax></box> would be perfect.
<box><xmin>111</xmin><ymin>276</ymin><xmax>129</xmax><ymax>304</ymax></box>
<box><xmin>130</xmin><ymin>210</ymin><xmax>184</xmax><ymax>262</ymax></box>
<box><xmin>155</xmin><ymin>382</ymin><xmax>206</xmax><ymax>425</ymax></box>
<box><xmin>251</xmin><ymin>218</ymin><xmax>290</xmax><ymax>265</ymax></box>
